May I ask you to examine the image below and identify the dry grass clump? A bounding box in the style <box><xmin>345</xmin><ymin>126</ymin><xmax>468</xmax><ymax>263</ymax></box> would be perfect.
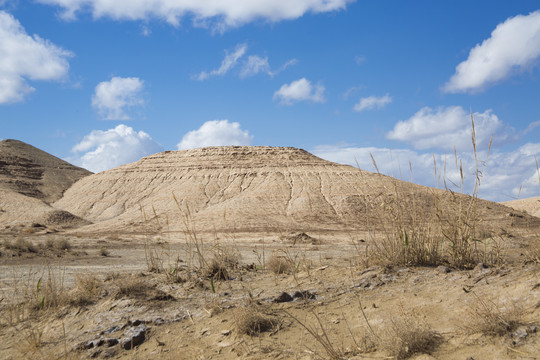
<box><xmin>286</xmin><ymin>309</ymin><xmax>359</xmax><ymax>360</ymax></box>
<box><xmin>466</xmin><ymin>295</ymin><xmax>525</xmax><ymax>336</ymax></box>
<box><xmin>113</xmin><ymin>275</ymin><xmax>153</xmax><ymax>299</ymax></box>
<box><xmin>267</xmin><ymin>253</ymin><xmax>294</xmax><ymax>274</ymax></box>
<box><xmin>45</xmin><ymin>237</ymin><xmax>71</xmax><ymax>251</ymax></box>
<box><xmin>203</xmin><ymin>247</ymin><xmax>240</xmax><ymax>280</ymax></box>
<box><xmin>382</xmin><ymin>317</ymin><xmax>441</xmax><ymax>360</ymax></box>
<box><xmin>69</xmin><ymin>274</ymin><xmax>103</xmax><ymax>306</ymax></box>
<box><xmin>203</xmin><ymin>257</ymin><xmax>230</xmax><ymax>280</ymax></box>
<box><xmin>364</xmin><ymin>115</ymin><xmax>503</xmax><ymax>269</ymax></box>
<box><xmin>3</xmin><ymin>238</ymin><xmax>37</xmax><ymax>253</ymax></box>
<box><xmin>235</xmin><ymin>305</ymin><xmax>277</xmax><ymax>336</ymax></box>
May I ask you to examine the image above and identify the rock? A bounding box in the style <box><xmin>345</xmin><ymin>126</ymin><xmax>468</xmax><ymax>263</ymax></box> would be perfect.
<box><xmin>274</xmin><ymin>292</ymin><xmax>293</xmax><ymax>303</ymax></box>
<box><xmin>121</xmin><ymin>324</ymin><xmax>148</xmax><ymax>350</ymax></box>
<box><xmin>436</xmin><ymin>265</ymin><xmax>451</xmax><ymax>273</ymax></box>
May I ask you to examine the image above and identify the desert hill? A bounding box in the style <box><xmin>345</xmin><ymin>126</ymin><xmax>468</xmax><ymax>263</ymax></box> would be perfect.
<box><xmin>0</xmin><ymin>139</ymin><xmax>91</xmax><ymax>203</ymax></box>
<box><xmin>0</xmin><ymin>139</ymin><xmax>91</xmax><ymax>229</ymax></box>
<box><xmin>54</xmin><ymin>146</ymin><xmax>539</xmax><ymax>235</ymax></box>
<box><xmin>504</xmin><ymin>196</ymin><xmax>540</xmax><ymax>218</ymax></box>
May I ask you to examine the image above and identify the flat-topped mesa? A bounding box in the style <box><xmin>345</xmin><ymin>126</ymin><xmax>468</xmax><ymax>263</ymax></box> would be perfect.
<box><xmin>54</xmin><ymin>145</ymin><xmax>539</xmax><ymax>236</ymax></box>
<box><xmin>114</xmin><ymin>146</ymin><xmax>339</xmax><ymax>172</ymax></box>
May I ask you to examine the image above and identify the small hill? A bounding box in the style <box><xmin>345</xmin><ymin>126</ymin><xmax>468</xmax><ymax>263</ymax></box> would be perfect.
<box><xmin>0</xmin><ymin>139</ymin><xmax>91</xmax><ymax>203</ymax></box>
<box><xmin>54</xmin><ymin>146</ymin><xmax>539</xmax><ymax>235</ymax></box>
<box><xmin>503</xmin><ymin>196</ymin><xmax>540</xmax><ymax>218</ymax></box>
<box><xmin>0</xmin><ymin>139</ymin><xmax>91</xmax><ymax>229</ymax></box>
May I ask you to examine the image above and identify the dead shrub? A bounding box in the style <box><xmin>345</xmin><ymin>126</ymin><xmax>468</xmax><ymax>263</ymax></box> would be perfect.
<box><xmin>235</xmin><ymin>305</ymin><xmax>277</xmax><ymax>336</ymax></box>
<box><xmin>267</xmin><ymin>254</ymin><xmax>294</xmax><ymax>274</ymax></box>
<box><xmin>69</xmin><ymin>274</ymin><xmax>103</xmax><ymax>306</ymax></box>
<box><xmin>467</xmin><ymin>294</ymin><xmax>524</xmax><ymax>336</ymax></box>
<box><xmin>203</xmin><ymin>257</ymin><xmax>230</xmax><ymax>280</ymax></box>
<box><xmin>4</xmin><ymin>238</ymin><xmax>37</xmax><ymax>253</ymax></box>
<box><xmin>114</xmin><ymin>276</ymin><xmax>152</xmax><ymax>299</ymax></box>
<box><xmin>381</xmin><ymin>308</ymin><xmax>441</xmax><ymax>360</ymax></box>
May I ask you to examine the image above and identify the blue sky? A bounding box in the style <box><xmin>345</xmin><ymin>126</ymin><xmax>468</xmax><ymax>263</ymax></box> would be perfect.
<box><xmin>1</xmin><ymin>0</ymin><xmax>540</xmax><ymax>201</ymax></box>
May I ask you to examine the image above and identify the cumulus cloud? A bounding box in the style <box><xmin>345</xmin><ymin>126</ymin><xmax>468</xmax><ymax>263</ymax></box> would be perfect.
<box><xmin>312</xmin><ymin>143</ymin><xmax>540</xmax><ymax>202</ymax></box>
<box><xmin>37</xmin><ymin>0</ymin><xmax>353</xmax><ymax>30</ymax></box>
<box><xmin>386</xmin><ymin>106</ymin><xmax>512</xmax><ymax>151</ymax></box>
<box><xmin>71</xmin><ymin>124</ymin><xmax>162</xmax><ymax>172</ymax></box>
<box><xmin>353</xmin><ymin>94</ymin><xmax>392</xmax><ymax>112</ymax></box>
<box><xmin>444</xmin><ymin>11</ymin><xmax>540</xmax><ymax>93</ymax></box>
<box><xmin>0</xmin><ymin>11</ymin><xmax>72</xmax><ymax>104</ymax></box>
<box><xmin>92</xmin><ymin>77</ymin><xmax>145</xmax><ymax>120</ymax></box>
<box><xmin>273</xmin><ymin>78</ymin><xmax>326</xmax><ymax>105</ymax></box>
<box><xmin>177</xmin><ymin>120</ymin><xmax>253</xmax><ymax>150</ymax></box>
<box><xmin>196</xmin><ymin>44</ymin><xmax>247</xmax><ymax>81</ymax></box>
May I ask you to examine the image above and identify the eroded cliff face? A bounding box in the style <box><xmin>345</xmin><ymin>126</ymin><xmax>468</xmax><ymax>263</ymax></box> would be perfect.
<box><xmin>0</xmin><ymin>139</ymin><xmax>91</xmax><ymax>203</ymax></box>
<box><xmin>54</xmin><ymin>146</ymin><xmax>537</xmax><ymax>235</ymax></box>
<box><xmin>0</xmin><ymin>139</ymin><xmax>91</xmax><ymax>228</ymax></box>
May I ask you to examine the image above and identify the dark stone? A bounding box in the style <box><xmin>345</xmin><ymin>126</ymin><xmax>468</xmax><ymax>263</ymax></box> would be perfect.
<box><xmin>121</xmin><ymin>324</ymin><xmax>147</xmax><ymax>350</ymax></box>
<box><xmin>103</xmin><ymin>338</ymin><xmax>119</xmax><ymax>347</ymax></box>
<box><xmin>274</xmin><ymin>292</ymin><xmax>293</xmax><ymax>303</ymax></box>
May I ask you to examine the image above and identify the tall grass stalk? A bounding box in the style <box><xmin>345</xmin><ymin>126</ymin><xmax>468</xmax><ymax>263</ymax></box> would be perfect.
<box><xmin>364</xmin><ymin>113</ymin><xmax>499</xmax><ymax>268</ymax></box>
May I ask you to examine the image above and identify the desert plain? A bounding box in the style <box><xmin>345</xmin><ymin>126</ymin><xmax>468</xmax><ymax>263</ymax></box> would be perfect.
<box><xmin>0</xmin><ymin>138</ymin><xmax>539</xmax><ymax>359</ymax></box>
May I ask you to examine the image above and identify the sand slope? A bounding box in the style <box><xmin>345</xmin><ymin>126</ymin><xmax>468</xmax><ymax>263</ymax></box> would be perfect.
<box><xmin>504</xmin><ymin>196</ymin><xmax>540</xmax><ymax>218</ymax></box>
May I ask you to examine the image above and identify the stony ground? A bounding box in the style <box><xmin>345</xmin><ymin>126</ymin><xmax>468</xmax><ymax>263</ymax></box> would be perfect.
<box><xmin>1</xmin><ymin>231</ymin><xmax>539</xmax><ymax>360</ymax></box>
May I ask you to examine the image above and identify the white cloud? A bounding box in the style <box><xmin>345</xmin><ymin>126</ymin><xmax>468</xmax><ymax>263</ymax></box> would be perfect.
<box><xmin>0</xmin><ymin>11</ymin><xmax>72</xmax><ymax>104</ymax></box>
<box><xmin>312</xmin><ymin>143</ymin><xmax>540</xmax><ymax>202</ymax></box>
<box><xmin>71</xmin><ymin>124</ymin><xmax>162</xmax><ymax>172</ymax></box>
<box><xmin>273</xmin><ymin>78</ymin><xmax>326</xmax><ymax>105</ymax></box>
<box><xmin>177</xmin><ymin>120</ymin><xmax>253</xmax><ymax>150</ymax></box>
<box><xmin>37</xmin><ymin>0</ymin><xmax>353</xmax><ymax>30</ymax></box>
<box><xmin>386</xmin><ymin>106</ymin><xmax>511</xmax><ymax>152</ymax></box>
<box><xmin>240</xmin><ymin>56</ymin><xmax>297</xmax><ymax>78</ymax></box>
<box><xmin>240</xmin><ymin>55</ymin><xmax>271</xmax><ymax>78</ymax></box>
<box><xmin>353</xmin><ymin>94</ymin><xmax>392</xmax><ymax>112</ymax></box>
<box><xmin>444</xmin><ymin>10</ymin><xmax>540</xmax><ymax>93</ymax></box>
<box><xmin>92</xmin><ymin>76</ymin><xmax>145</xmax><ymax>120</ymax></box>
<box><xmin>196</xmin><ymin>44</ymin><xmax>247</xmax><ymax>81</ymax></box>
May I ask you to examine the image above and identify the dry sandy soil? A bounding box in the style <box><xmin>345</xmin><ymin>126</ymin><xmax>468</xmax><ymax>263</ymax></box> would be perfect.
<box><xmin>0</xmin><ymin>140</ymin><xmax>539</xmax><ymax>359</ymax></box>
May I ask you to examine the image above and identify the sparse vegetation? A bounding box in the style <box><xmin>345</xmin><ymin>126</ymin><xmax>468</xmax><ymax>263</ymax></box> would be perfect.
<box><xmin>3</xmin><ymin>237</ymin><xmax>37</xmax><ymax>254</ymax></box>
<box><xmin>381</xmin><ymin>308</ymin><xmax>442</xmax><ymax>359</ymax></box>
<box><xmin>267</xmin><ymin>252</ymin><xmax>294</xmax><ymax>274</ymax></box>
<box><xmin>467</xmin><ymin>294</ymin><xmax>525</xmax><ymax>336</ymax></box>
<box><xmin>235</xmin><ymin>305</ymin><xmax>277</xmax><ymax>336</ymax></box>
<box><xmin>363</xmin><ymin>114</ymin><xmax>504</xmax><ymax>269</ymax></box>
<box><xmin>69</xmin><ymin>274</ymin><xmax>103</xmax><ymax>306</ymax></box>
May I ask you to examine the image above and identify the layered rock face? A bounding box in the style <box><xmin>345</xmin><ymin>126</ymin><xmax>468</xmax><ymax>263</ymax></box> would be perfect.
<box><xmin>0</xmin><ymin>139</ymin><xmax>91</xmax><ymax>203</ymax></box>
<box><xmin>0</xmin><ymin>139</ymin><xmax>91</xmax><ymax>228</ymax></box>
<box><xmin>54</xmin><ymin>146</ymin><xmax>537</xmax><ymax>235</ymax></box>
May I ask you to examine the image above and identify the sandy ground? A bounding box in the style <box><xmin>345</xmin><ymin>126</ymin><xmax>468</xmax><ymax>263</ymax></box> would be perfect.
<box><xmin>1</xmin><ymin>231</ymin><xmax>539</xmax><ymax>360</ymax></box>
